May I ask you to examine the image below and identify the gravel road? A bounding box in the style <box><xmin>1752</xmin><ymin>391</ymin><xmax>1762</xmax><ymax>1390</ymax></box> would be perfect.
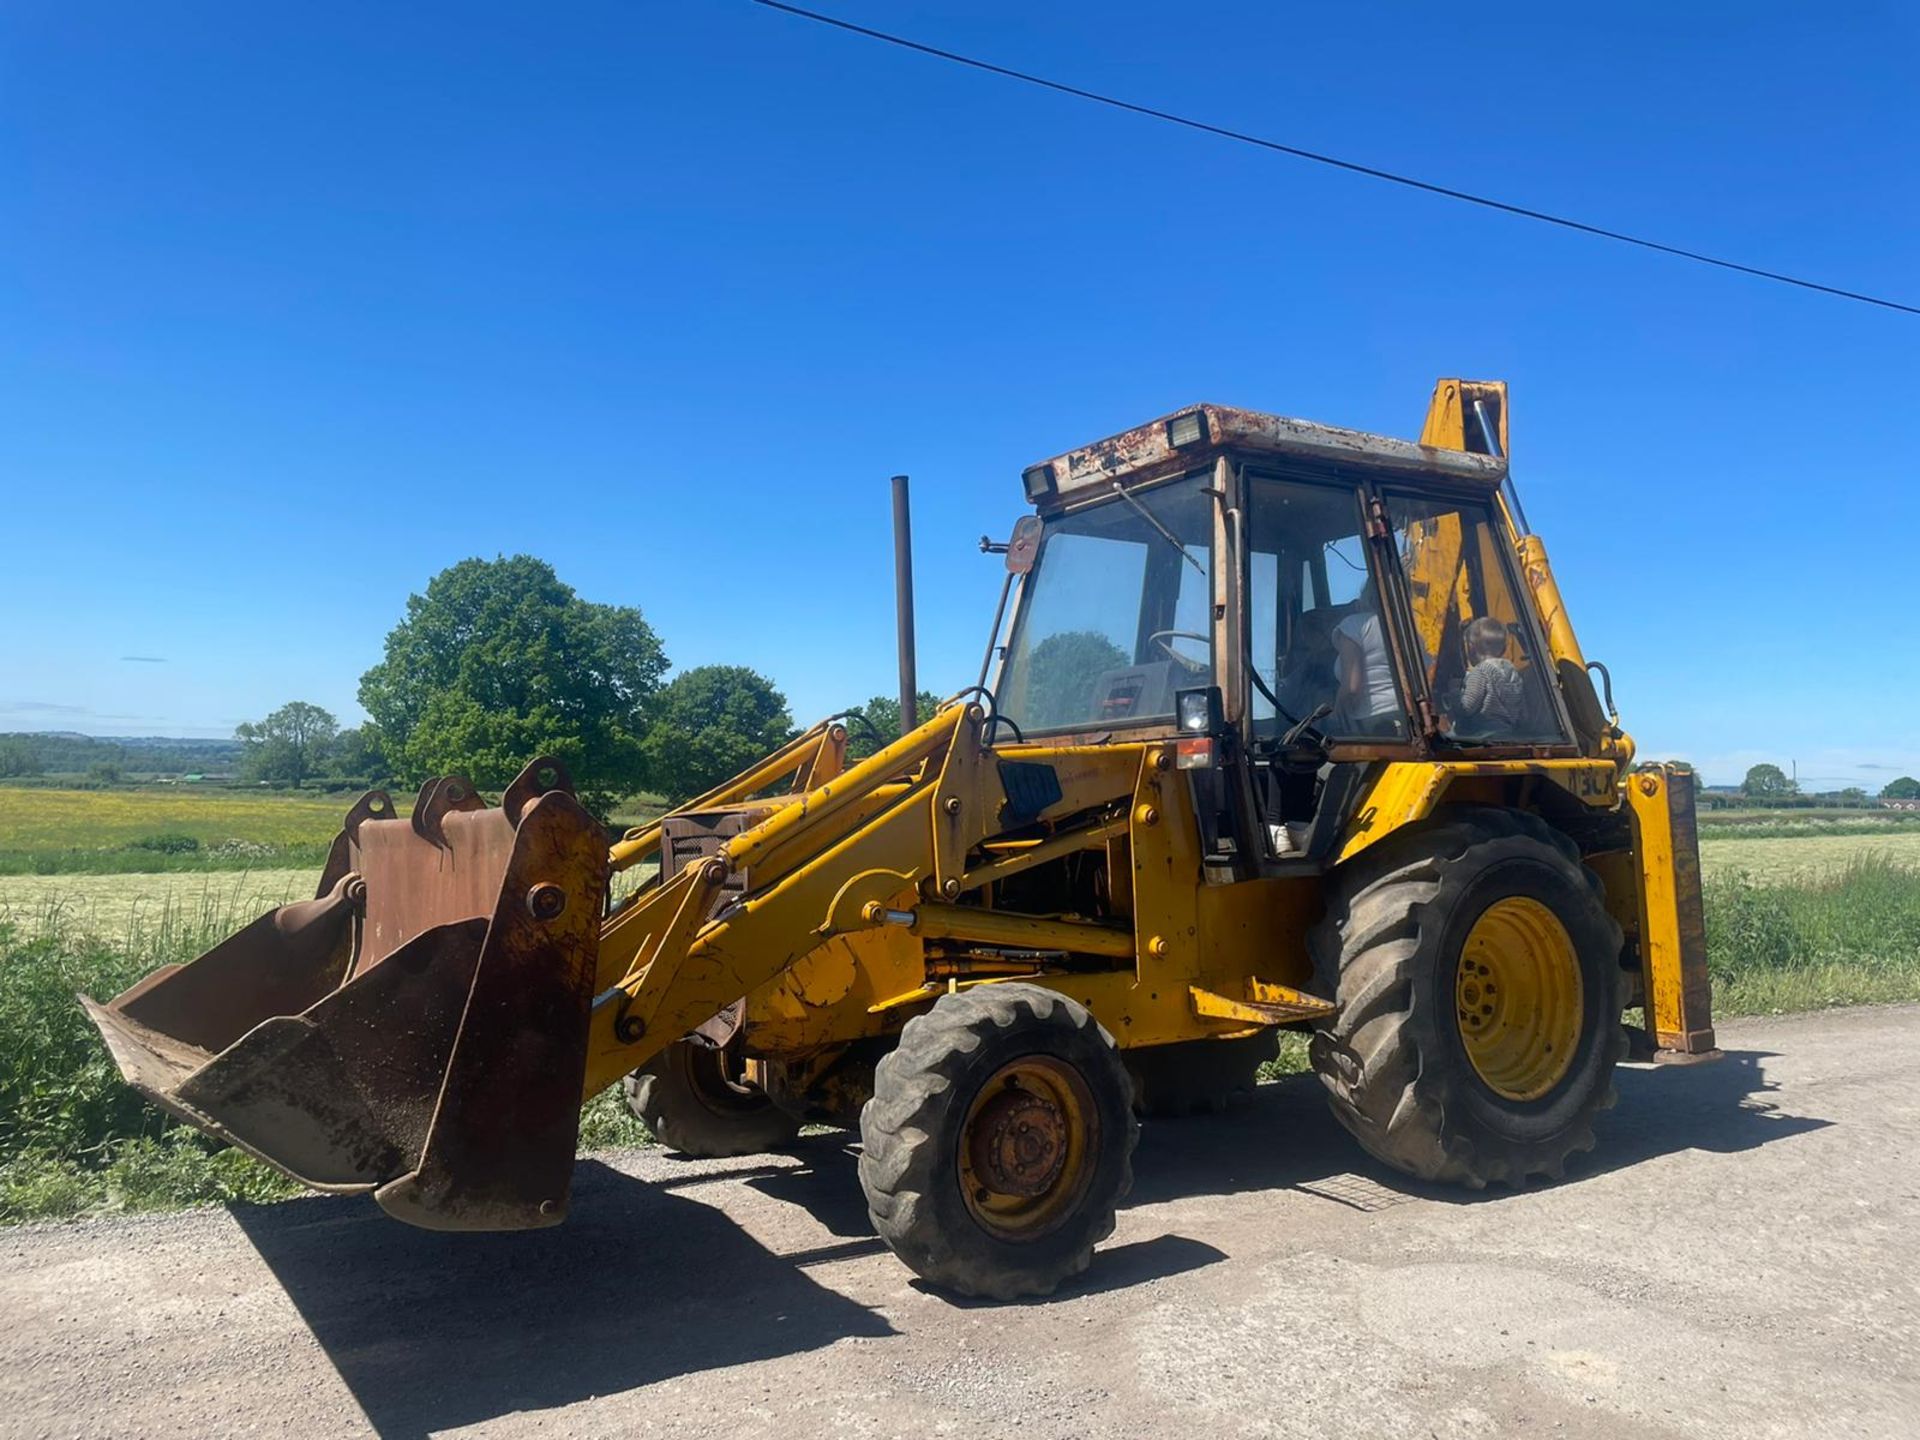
<box><xmin>2</xmin><ymin>1005</ymin><xmax>1915</xmax><ymax>1439</ymax></box>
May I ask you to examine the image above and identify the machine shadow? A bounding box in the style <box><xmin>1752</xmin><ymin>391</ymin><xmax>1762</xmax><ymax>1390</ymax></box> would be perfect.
<box><xmin>911</xmin><ymin>1233</ymin><xmax>1232</xmax><ymax>1309</ymax></box>
<box><xmin>230</xmin><ymin>1047</ymin><xmax>1822</xmax><ymax>1435</ymax></box>
<box><xmin>1125</xmin><ymin>1046</ymin><xmax>1828</xmax><ymax>1208</ymax></box>
<box><xmin>230</xmin><ymin>1157</ymin><xmax>894</xmax><ymax>1440</ymax></box>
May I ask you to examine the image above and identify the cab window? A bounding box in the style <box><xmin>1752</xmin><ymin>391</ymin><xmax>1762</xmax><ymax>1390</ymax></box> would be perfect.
<box><xmin>1245</xmin><ymin>476</ymin><xmax>1408</xmax><ymax>741</ymax></box>
<box><xmin>1386</xmin><ymin>492</ymin><xmax>1567</xmax><ymax>745</ymax></box>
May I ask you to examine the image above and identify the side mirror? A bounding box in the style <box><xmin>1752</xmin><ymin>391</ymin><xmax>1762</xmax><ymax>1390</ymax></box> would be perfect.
<box><xmin>1005</xmin><ymin>515</ymin><xmax>1042</xmax><ymax>575</ymax></box>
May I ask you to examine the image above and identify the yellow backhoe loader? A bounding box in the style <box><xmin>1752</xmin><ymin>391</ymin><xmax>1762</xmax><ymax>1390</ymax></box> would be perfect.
<box><xmin>85</xmin><ymin>380</ymin><xmax>1714</xmax><ymax>1299</ymax></box>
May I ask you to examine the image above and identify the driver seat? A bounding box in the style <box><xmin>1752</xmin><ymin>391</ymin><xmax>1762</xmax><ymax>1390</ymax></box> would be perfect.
<box><xmin>1087</xmin><ymin>662</ymin><xmax>1179</xmax><ymax>722</ymax></box>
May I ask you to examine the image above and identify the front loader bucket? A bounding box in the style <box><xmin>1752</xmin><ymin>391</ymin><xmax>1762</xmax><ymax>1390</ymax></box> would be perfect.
<box><xmin>81</xmin><ymin>758</ymin><xmax>609</xmax><ymax>1231</ymax></box>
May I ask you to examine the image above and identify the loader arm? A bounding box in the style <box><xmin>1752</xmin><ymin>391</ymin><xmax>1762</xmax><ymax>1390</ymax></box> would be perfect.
<box><xmin>580</xmin><ymin>702</ymin><xmax>1150</xmax><ymax>1096</ymax></box>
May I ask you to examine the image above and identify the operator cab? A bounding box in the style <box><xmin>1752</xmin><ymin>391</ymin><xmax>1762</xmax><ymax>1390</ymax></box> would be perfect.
<box><xmin>990</xmin><ymin>401</ymin><xmax>1577</xmax><ymax>874</ymax></box>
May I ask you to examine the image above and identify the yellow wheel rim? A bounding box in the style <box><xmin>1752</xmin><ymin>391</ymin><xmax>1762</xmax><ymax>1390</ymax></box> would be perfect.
<box><xmin>957</xmin><ymin>1056</ymin><xmax>1097</xmax><ymax>1240</ymax></box>
<box><xmin>1455</xmin><ymin>896</ymin><xmax>1583</xmax><ymax>1102</ymax></box>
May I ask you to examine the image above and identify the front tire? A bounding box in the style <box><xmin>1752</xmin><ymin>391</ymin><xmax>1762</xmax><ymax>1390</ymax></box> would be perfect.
<box><xmin>1308</xmin><ymin>807</ymin><xmax>1625</xmax><ymax>1188</ymax></box>
<box><xmin>859</xmin><ymin>984</ymin><xmax>1137</xmax><ymax>1300</ymax></box>
<box><xmin>624</xmin><ymin>1040</ymin><xmax>801</xmax><ymax>1159</ymax></box>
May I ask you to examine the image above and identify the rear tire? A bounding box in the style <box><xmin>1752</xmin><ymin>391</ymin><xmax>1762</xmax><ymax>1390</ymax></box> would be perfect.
<box><xmin>1308</xmin><ymin>807</ymin><xmax>1625</xmax><ymax>1188</ymax></box>
<box><xmin>1124</xmin><ymin>1033</ymin><xmax>1278</xmax><ymax>1117</ymax></box>
<box><xmin>624</xmin><ymin>1040</ymin><xmax>801</xmax><ymax>1159</ymax></box>
<box><xmin>859</xmin><ymin>983</ymin><xmax>1137</xmax><ymax>1300</ymax></box>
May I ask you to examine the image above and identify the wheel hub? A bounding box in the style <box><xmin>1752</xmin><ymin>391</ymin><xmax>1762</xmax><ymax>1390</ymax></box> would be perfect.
<box><xmin>1455</xmin><ymin>895</ymin><xmax>1583</xmax><ymax>1102</ymax></box>
<box><xmin>968</xmin><ymin>1086</ymin><xmax>1069</xmax><ymax>1197</ymax></box>
<box><xmin>956</xmin><ymin>1056</ymin><xmax>1098</xmax><ymax>1240</ymax></box>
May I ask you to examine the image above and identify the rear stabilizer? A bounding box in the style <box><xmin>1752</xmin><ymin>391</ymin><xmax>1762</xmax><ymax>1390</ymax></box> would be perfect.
<box><xmin>1626</xmin><ymin>763</ymin><xmax>1717</xmax><ymax>1057</ymax></box>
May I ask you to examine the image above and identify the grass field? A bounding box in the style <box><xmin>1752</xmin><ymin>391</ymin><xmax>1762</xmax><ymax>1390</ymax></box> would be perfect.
<box><xmin>0</xmin><ymin>786</ymin><xmax>350</xmax><ymax>874</ymax></box>
<box><xmin>0</xmin><ymin>783</ymin><xmax>668</xmax><ymax>876</ymax></box>
<box><xmin>1699</xmin><ymin>829</ymin><xmax>1920</xmax><ymax>881</ymax></box>
<box><xmin>1</xmin><ymin>795</ymin><xmax>1914</xmax><ymax>1225</ymax></box>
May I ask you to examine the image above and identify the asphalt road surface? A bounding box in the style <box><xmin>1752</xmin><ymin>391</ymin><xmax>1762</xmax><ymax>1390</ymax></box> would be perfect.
<box><xmin>2</xmin><ymin>1005</ymin><xmax>1916</xmax><ymax>1439</ymax></box>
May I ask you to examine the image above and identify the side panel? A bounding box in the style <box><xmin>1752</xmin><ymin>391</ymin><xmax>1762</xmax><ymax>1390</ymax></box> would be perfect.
<box><xmin>1627</xmin><ymin>765</ymin><xmax>1716</xmax><ymax>1054</ymax></box>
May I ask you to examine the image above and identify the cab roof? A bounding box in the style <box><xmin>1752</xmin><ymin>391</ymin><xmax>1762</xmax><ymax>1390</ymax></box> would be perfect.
<box><xmin>1023</xmin><ymin>402</ymin><xmax>1508</xmax><ymax>511</ymax></box>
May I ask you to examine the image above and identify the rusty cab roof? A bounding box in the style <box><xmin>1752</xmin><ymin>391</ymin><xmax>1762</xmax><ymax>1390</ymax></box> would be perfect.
<box><xmin>1022</xmin><ymin>403</ymin><xmax>1508</xmax><ymax>513</ymax></box>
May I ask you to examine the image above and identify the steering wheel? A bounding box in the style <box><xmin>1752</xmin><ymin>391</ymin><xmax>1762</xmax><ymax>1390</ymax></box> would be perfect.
<box><xmin>1148</xmin><ymin>630</ymin><xmax>1210</xmax><ymax>673</ymax></box>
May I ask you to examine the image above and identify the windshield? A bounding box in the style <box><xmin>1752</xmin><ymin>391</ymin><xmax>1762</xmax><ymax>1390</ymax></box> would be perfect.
<box><xmin>996</xmin><ymin>473</ymin><xmax>1213</xmax><ymax>733</ymax></box>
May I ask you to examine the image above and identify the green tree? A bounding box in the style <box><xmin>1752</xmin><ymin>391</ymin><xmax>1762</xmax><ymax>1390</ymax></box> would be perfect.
<box><xmin>1838</xmin><ymin>787</ymin><xmax>1869</xmax><ymax>807</ymax></box>
<box><xmin>358</xmin><ymin>556</ymin><xmax>668</xmax><ymax>813</ymax></box>
<box><xmin>1021</xmin><ymin>630</ymin><xmax>1130</xmax><ymax>729</ymax></box>
<box><xmin>327</xmin><ymin>723</ymin><xmax>391</xmax><ymax>785</ymax></box>
<box><xmin>1740</xmin><ymin>763</ymin><xmax>1796</xmax><ymax>802</ymax></box>
<box><xmin>844</xmin><ymin>690</ymin><xmax>944</xmax><ymax>759</ymax></box>
<box><xmin>1882</xmin><ymin>776</ymin><xmax>1920</xmax><ymax>801</ymax></box>
<box><xmin>640</xmin><ymin>665</ymin><xmax>794</xmax><ymax>802</ymax></box>
<box><xmin>0</xmin><ymin>736</ymin><xmax>40</xmax><ymax>777</ymax></box>
<box><xmin>236</xmin><ymin>701</ymin><xmax>339</xmax><ymax>788</ymax></box>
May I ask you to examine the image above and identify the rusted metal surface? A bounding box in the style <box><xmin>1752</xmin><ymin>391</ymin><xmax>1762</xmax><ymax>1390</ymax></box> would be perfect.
<box><xmin>355</xmin><ymin>801</ymin><xmax>519</xmax><ymax>980</ymax></box>
<box><xmin>691</xmin><ymin>999</ymin><xmax>746</xmax><ymax>1050</ymax></box>
<box><xmin>1026</xmin><ymin>403</ymin><xmax>1508</xmax><ymax>514</ymax></box>
<box><xmin>313</xmin><ymin>789</ymin><xmax>399</xmax><ymax>899</ymax></box>
<box><xmin>374</xmin><ymin>786</ymin><xmax>609</xmax><ymax>1229</ymax></box>
<box><xmin>968</xmin><ymin>1082</ymin><xmax>1069</xmax><ymax>1198</ymax></box>
<box><xmin>80</xmin><ymin>755</ymin><xmax>610</xmax><ymax>1231</ymax></box>
<box><xmin>107</xmin><ymin>877</ymin><xmax>361</xmax><ymax>1056</ymax></box>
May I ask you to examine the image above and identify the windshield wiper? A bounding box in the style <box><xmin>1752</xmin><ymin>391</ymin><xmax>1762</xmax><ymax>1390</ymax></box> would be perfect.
<box><xmin>1109</xmin><ymin>480</ymin><xmax>1206</xmax><ymax>578</ymax></box>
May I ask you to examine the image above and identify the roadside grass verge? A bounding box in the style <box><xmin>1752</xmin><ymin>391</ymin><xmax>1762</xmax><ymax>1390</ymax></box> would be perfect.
<box><xmin>1707</xmin><ymin>854</ymin><xmax>1920</xmax><ymax>1016</ymax></box>
<box><xmin>0</xmin><ymin>900</ymin><xmax>306</xmax><ymax>1222</ymax></box>
<box><xmin>3</xmin><ymin>851</ymin><xmax>1915</xmax><ymax>1224</ymax></box>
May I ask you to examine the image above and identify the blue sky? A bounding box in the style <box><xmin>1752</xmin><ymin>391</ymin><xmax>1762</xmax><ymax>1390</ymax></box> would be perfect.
<box><xmin>2</xmin><ymin>2</ymin><xmax>1915</xmax><ymax>788</ymax></box>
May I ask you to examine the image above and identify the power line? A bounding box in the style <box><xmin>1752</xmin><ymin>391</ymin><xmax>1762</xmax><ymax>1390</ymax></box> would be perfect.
<box><xmin>753</xmin><ymin>0</ymin><xmax>1919</xmax><ymax>318</ymax></box>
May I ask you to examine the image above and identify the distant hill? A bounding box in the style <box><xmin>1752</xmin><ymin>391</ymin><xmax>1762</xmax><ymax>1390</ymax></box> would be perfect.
<box><xmin>0</xmin><ymin>732</ymin><xmax>243</xmax><ymax>776</ymax></box>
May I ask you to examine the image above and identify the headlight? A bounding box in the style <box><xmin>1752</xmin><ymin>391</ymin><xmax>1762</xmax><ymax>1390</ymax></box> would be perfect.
<box><xmin>1175</xmin><ymin>686</ymin><xmax>1221</xmax><ymax>733</ymax></box>
<box><xmin>1166</xmin><ymin>412</ymin><xmax>1205</xmax><ymax>448</ymax></box>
